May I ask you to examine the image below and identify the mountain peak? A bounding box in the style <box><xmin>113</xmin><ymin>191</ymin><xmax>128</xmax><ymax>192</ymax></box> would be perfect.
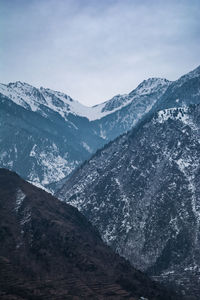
<box><xmin>7</xmin><ymin>81</ymin><xmax>32</xmax><ymax>89</ymax></box>
<box><xmin>137</xmin><ymin>77</ymin><xmax>169</xmax><ymax>88</ymax></box>
<box><xmin>129</xmin><ymin>77</ymin><xmax>170</xmax><ymax>97</ymax></box>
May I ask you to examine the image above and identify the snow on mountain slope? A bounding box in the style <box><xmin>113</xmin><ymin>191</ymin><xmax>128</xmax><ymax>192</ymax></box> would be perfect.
<box><xmin>100</xmin><ymin>78</ymin><xmax>170</xmax><ymax>114</ymax></box>
<box><xmin>0</xmin><ymin>78</ymin><xmax>170</xmax><ymax>122</ymax></box>
<box><xmin>0</xmin><ymin>82</ymin><xmax>44</xmax><ymax>112</ymax></box>
<box><xmin>0</xmin><ymin>81</ymin><xmax>91</xmax><ymax>121</ymax></box>
<box><xmin>0</xmin><ymin>81</ymin><xmax>129</xmax><ymax>121</ymax></box>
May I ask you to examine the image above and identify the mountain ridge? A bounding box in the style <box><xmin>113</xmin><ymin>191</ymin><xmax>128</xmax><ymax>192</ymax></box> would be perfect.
<box><xmin>0</xmin><ymin>76</ymin><xmax>170</xmax><ymax>121</ymax></box>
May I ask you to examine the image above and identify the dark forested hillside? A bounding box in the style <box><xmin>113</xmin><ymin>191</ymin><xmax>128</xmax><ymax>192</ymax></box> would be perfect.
<box><xmin>0</xmin><ymin>168</ymin><xmax>177</xmax><ymax>300</ymax></box>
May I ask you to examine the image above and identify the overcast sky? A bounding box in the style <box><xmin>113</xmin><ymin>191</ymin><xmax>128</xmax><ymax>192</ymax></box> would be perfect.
<box><xmin>1</xmin><ymin>0</ymin><xmax>200</xmax><ymax>106</ymax></box>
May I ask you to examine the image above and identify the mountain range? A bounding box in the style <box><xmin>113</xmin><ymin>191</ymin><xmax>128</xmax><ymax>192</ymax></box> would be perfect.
<box><xmin>1</xmin><ymin>67</ymin><xmax>200</xmax><ymax>192</ymax></box>
<box><xmin>0</xmin><ymin>76</ymin><xmax>170</xmax><ymax>192</ymax></box>
<box><xmin>1</xmin><ymin>65</ymin><xmax>200</xmax><ymax>298</ymax></box>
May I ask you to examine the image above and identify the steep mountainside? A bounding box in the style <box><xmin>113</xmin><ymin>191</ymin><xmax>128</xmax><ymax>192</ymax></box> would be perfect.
<box><xmin>0</xmin><ymin>168</ymin><xmax>177</xmax><ymax>300</ymax></box>
<box><xmin>0</xmin><ymin>78</ymin><xmax>169</xmax><ymax>192</ymax></box>
<box><xmin>58</xmin><ymin>104</ymin><xmax>200</xmax><ymax>299</ymax></box>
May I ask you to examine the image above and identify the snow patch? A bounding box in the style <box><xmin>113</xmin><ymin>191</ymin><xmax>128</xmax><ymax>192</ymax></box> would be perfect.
<box><xmin>20</xmin><ymin>207</ymin><xmax>31</xmax><ymax>226</ymax></box>
<box><xmin>27</xmin><ymin>181</ymin><xmax>51</xmax><ymax>193</ymax></box>
<box><xmin>15</xmin><ymin>189</ymin><xmax>26</xmax><ymax>212</ymax></box>
<box><xmin>176</xmin><ymin>158</ymin><xmax>190</xmax><ymax>173</ymax></box>
<box><xmin>82</xmin><ymin>142</ymin><xmax>92</xmax><ymax>153</ymax></box>
<box><xmin>99</xmin><ymin>124</ymin><xmax>107</xmax><ymax>139</ymax></box>
<box><xmin>156</xmin><ymin>107</ymin><xmax>189</xmax><ymax>124</ymax></box>
<box><xmin>30</xmin><ymin>144</ymin><xmax>37</xmax><ymax>157</ymax></box>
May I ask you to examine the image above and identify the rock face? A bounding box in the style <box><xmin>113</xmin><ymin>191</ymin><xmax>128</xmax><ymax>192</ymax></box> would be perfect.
<box><xmin>0</xmin><ymin>168</ymin><xmax>177</xmax><ymax>300</ymax></box>
<box><xmin>0</xmin><ymin>78</ymin><xmax>169</xmax><ymax>191</ymax></box>
<box><xmin>58</xmin><ymin>103</ymin><xmax>200</xmax><ymax>299</ymax></box>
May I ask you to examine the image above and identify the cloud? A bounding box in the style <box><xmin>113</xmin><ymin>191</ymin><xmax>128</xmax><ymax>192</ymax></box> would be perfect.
<box><xmin>1</xmin><ymin>0</ymin><xmax>200</xmax><ymax>105</ymax></box>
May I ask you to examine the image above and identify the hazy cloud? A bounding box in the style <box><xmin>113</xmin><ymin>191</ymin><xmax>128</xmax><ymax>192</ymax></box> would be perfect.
<box><xmin>1</xmin><ymin>0</ymin><xmax>200</xmax><ymax>105</ymax></box>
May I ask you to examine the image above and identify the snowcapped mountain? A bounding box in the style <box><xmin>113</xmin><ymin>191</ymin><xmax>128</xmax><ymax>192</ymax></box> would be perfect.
<box><xmin>57</xmin><ymin>103</ymin><xmax>200</xmax><ymax>299</ymax></box>
<box><xmin>0</xmin><ymin>81</ymin><xmax>100</xmax><ymax>120</ymax></box>
<box><xmin>0</xmin><ymin>76</ymin><xmax>170</xmax><ymax>191</ymax></box>
<box><xmin>0</xmin><ymin>77</ymin><xmax>170</xmax><ymax>122</ymax></box>
<box><xmin>1</xmin><ymin>65</ymin><xmax>199</xmax><ymax>191</ymax></box>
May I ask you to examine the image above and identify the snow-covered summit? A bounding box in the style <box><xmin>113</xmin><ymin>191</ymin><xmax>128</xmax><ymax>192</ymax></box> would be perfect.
<box><xmin>0</xmin><ymin>81</ymin><xmax>46</xmax><ymax>112</ymax></box>
<box><xmin>95</xmin><ymin>77</ymin><xmax>170</xmax><ymax>116</ymax></box>
<box><xmin>1</xmin><ymin>66</ymin><xmax>199</xmax><ymax>123</ymax></box>
<box><xmin>130</xmin><ymin>77</ymin><xmax>170</xmax><ymax>96</ymax></box>
<box><xmin>0</xmin><ymin>77</ymin><xmax>170</xmax><ymax>121</ymax></box>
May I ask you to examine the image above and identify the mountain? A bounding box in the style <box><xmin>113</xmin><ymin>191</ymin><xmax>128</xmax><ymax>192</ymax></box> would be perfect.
<box><xmin>57</xmin><ymin>103</ymin><xmax>200</xmax><ymax>299</ymax></box>
<box><xmin>1</xmin><ymin>66</ymin><xmax>199</xmax><ymax>192</ymax></box>
<box><xmin>0</xmin><ymin>78</ymin><xmax>169</xmax><ymax>191</ymax></box>
<box><xmin>0</xmin><ymin>168</ymin><xmax>178</xmax><ymax>300</ymax></box>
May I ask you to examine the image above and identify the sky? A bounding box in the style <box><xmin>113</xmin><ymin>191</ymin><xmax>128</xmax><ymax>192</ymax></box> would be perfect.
<box><xmin>1</xmin><ymin>0</ymin><xmax>200</xmax><ymax>106</ymax></box>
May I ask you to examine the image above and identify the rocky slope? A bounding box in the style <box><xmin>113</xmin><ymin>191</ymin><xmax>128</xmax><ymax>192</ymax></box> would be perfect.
<box><xmin>0</xmin><ymin>168</ymin><xmax>178</xmax><ymax>300</ymax></box>
<box><xmin>58</xmin><ymin>103</ymin><xmax>200</xmax><ymax>299</ymax></box>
